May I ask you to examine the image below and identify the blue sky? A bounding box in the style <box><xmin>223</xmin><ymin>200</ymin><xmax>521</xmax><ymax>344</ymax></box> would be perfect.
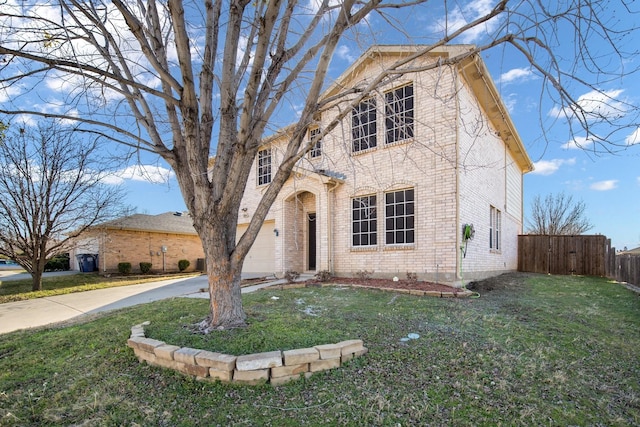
<box><xmin>2</xmin><ymin>0</ymin><xmax>639</xmax><ymax>250</ymax></box>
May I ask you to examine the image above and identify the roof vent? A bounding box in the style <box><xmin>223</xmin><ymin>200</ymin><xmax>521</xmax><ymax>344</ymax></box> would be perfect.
<box><xmin>173</xmin><ymin>211</ymin><xmax>183</xmax><ymax>217</ymax></box>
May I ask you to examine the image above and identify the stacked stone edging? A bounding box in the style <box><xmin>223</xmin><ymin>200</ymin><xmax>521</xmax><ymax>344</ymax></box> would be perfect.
<box><xmin>127</xmin><ymin>321</ymin><xmax>367</xmax><ymax>386</ymax></box>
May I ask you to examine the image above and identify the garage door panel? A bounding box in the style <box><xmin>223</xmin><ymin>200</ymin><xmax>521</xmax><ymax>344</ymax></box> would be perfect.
<box><xmin>237</xmin><ymin>221</ymin><xmax>275</xmax><ymax>274</ymax></box>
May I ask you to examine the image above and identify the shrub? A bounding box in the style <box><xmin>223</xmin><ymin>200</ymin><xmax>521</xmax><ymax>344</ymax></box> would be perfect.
<box><xmin>315</xmin><ymin>270</ymin><xmax>332</xmax><ymax>282</ymax></box>
<box><xmin>139</xmin><ymin>262</ymin><xmax>152</xmax><ymax>274</ymax></box>
<box><xmin>118</xmin><ymin>262</ymin><xmax>132</xmax><ymax>274</ymax></box>
<box><xmin>45</xmin><ymin>254</ymin><xmax>70</xmax><ymax>271</ymax></box>
<box><xmin>284</xmin><ymin>270</ymin><xmax>300</xmax><ymax>283</ymax></box>
<box><xmin>355</xmin><ymin>269</ymin><xmax>373</xmax><ymax>280</ymax></box>
<box><xmin>406</xmin><ymin>272</ymin><xmax>418</xmax><ymax>281</ymax></box>
<box><xmin>178</xmin><ymin>259</ymin><xmax>190</xmax><ymax>272</ymax></box>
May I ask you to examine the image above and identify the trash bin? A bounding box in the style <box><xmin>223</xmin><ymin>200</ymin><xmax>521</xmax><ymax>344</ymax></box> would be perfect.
<box><xmin>76</xmin><ymin>254</ymin><xmax>98</xmax><ymax>272</ymax></box>
<box><xmin>196</xmin><ymin>258</ymin><xmax>206</xmax><ymax>272</ymax></box>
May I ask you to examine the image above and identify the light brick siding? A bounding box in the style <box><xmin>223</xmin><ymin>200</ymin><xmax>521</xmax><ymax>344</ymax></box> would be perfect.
<box><xmin>238</xmin><ymin>48</ymin><xmax>530</xmax><ymax>284</ymax></box>
<box><xmin>72</xmin><ymin>229</ymin><xmax>204</xmax><ymax>273</ymax></box>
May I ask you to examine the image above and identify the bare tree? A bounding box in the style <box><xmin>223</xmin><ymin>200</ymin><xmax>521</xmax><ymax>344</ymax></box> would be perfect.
<box><xmin>0</xmin><ymin>1</ymin><xmax>637</xmax><ymax>330</ymax></box>
<box><xmin>0</xmin><ymin>121</ymin><xmax>127</xmax><ymax>291</ymax></box>
<box><xmin>526</xmin><ymin>192</ymin><xmax>593</xmax><ymax>235</ymax></box>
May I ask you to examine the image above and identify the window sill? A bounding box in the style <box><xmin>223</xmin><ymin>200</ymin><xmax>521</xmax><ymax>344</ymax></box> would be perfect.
<box><xmin>383</xmin><ymin>244</ymin><xmax>415</xmax><ymax>251</ymax></box>
<box><xmin>351</xmin><ymin>146</ymin><xmax>377</xmax><ymax>156</ymax></box>
<box><xmin>350</xmin><ymin>246</ymin><xmax>378</xmax><ymax>252</ymax></box>
<box><xmin>384</xmin><ymin>138</ymin><xmax>414</xmax><ymax>148</ymax></box>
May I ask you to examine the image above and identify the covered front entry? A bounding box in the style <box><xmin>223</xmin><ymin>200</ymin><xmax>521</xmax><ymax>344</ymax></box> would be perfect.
<box><xmin>283</xmin><ymin>191</ymin><xmax>318</xmax><ymax>272</ymax></box>
<box><xmin>237</xmin><ymin>220</ymin><xmax>275</xmax><ymax>275</ymax></box>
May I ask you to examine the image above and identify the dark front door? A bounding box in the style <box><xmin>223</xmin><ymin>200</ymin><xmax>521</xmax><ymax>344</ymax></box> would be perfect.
<box><xmin>308</xmin><ymin>213</ymin><xmax>316</xmax><ymax>270</ymax></box>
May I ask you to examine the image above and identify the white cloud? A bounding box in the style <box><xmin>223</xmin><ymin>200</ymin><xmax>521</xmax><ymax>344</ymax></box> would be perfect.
<box><xmin>561</xmin><ymin>136</ymin><xmax>596</xmax><ymax>150</ymax></box>
<box><xmin>549</xmin><ymin>89</ymin><xmax>627</xmax><ymax>122</ymax></box>
<box><xmin>531</xmin><ymin>158</ymin><xmax>576</xmax><ymax>175</ymax></box>
<box><xmin>102</xmin><ymin>164</ymin><xmax>174</xmax><ymax>185</ymax></box>
<box><xmin>590</xmin><ymin>180</ymin><xmax>618</xmax><ymax>191</ymax></box>
<box><xmin>336</xmin><ymin>45</ymin><xmax>357</xmax><ymax>63</ymax></box>
<box><xmin>625</xmin><ymin>128</ymin><xmax>640</xmax><ymax>146</ymax></box>
<box><xmin>430</xmin><ymin>0</ymin><xmax>500</xmax><ymax>43</ymax></box>
<box><xmin>498</xmin><ymin>68</ymin><xmax>535</xmax><ymax>85</ymax></box>
<box><xmin>0</xmin><ymin>84</ymin><xmax>22</xmax><ymax>103</ymax></box>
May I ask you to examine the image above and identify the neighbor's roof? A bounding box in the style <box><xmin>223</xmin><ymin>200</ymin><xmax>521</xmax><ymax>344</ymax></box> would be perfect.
<box><xmin>95</xmin><ymin>212</ymin><xmax>197</xmax><ymax>235</ymax></box>
<box><xmin>620</xmin><ymin>246</ymin><xmax>640</xmax><ymax>255</ymax></box>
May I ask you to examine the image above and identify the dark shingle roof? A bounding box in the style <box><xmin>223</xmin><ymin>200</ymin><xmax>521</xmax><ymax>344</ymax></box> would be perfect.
<box><xmin>97</xmin><ymin>212</ymin><xmax>197</xmax><ymax>235</ymax></box>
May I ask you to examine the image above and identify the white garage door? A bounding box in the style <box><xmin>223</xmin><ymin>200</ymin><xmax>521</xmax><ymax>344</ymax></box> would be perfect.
<box><xmin>237</xmin><ymin>221</ymin><xmax>275</xmax><ymax>276</ymax></box>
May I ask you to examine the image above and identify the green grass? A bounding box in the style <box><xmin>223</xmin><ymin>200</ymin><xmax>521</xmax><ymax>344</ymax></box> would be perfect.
<box><xmin>0</xmin><ymin>272</ymin><xmax>200</xmax><ymax>304</ymax></box>
<box><xmin>0</xmin><ymin>274</ymin><xmax>638</xmax><ymax>426</ymax></box>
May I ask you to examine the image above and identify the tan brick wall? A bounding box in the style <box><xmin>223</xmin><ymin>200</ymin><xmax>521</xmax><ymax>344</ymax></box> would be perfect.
<box><xmin>238</xmin><ymin>52</ymin><xmax>525</xmax><ymax>284</ymax></box>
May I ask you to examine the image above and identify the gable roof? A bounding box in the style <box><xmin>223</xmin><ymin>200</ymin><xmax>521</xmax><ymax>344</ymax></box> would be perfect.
<box><xmin>322</xmin><ymin>44</ymin><xmax>534</xmax><ymax>174</ymax></box>
<box><xmin>620</xmin><ymin>246</ymin><xmax>640</xmax><ymax>255</ymax></box>
<box><xmin>96</xmin><ymin>212</ymin><xmax>197</xmax><ymax>235</ymax></box>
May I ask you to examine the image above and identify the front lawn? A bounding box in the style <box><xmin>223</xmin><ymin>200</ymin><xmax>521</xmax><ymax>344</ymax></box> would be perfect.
<box><xmin>0</xmin><ymin>273</ymin><xmax>638</xmax><ymax>426</ymax></box>
<box><xmin>0</xmin><ymin>272</ymin><xmax>200</xmax><ymax>304</ymax></box>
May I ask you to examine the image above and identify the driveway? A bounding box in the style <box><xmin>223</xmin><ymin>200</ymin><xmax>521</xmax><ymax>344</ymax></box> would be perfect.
<box><xmin>0</xmin><ymin>273</ymin><xmax>285</xmax><ymax>335</ymax></box>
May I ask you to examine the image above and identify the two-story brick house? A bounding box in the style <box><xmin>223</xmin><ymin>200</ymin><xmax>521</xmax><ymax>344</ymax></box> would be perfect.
<box><xmin>237</xmin><ymin>45</ymin><xmax>534</xmax><ymax>284</ymax></box>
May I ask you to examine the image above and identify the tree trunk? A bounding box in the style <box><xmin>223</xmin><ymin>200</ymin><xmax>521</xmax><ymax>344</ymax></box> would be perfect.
<box><xmin>31</xmin><ymin>261</ymin><xmax>44</xmax><ymax>292</ymax></box>
<box><xmin>196</xmin><ymin>220</ymin><xmax>247</xmax><ymax>333</ymax></box>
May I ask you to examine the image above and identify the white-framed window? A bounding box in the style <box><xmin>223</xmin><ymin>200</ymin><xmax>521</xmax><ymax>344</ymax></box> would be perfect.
<box><xmin>309</xmin><ymin>127</ymin><xmax>322</xmax><ymax>158</ymax></box>
<box><xmin>257</xmin><ymin>148</ymin><xmax>272</xmax><ymax>186</ymax></box>
<box><xmin>490</xmin><ymin>205</ymin><xmax>501</xmax><ymax>251</ymax></box>
<box><xmin>385</xmin><ymin>188</ymin><xmax>415</xmax><ymax>245</ymax></box>
<box><xmin>385</xmin><ymin>83</ymin><xmax>414</xmax><ymax>144</ymax></box>
<box><xmin>352</xmin><ymin>195</ymin><xmax>377</xmax><ymax>247</ymax></box>
<box><xmin>352</xmin><ymin>98</ymin><xmax>377</xmax><ymax>152</ymax></box>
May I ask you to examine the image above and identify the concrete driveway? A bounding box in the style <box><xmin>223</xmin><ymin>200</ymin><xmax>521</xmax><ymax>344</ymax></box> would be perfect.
<box><xmin>0</xmin><ymin>273</ymin><xmax>284</xmax><ymax>335</ymax></box>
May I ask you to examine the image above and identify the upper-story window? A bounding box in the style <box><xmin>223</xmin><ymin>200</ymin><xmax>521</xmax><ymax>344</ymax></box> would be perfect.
<box><xmin>385</xmin><ymin>188</ymin><xmax>415</xmax><ymax>245</ymax></box>
<box><xmin>352</xmin><ymin>195</ymin><xmax>377</xmax><ymax>247</ymax></box>
<box><xmin>257</xmin><ymin>148</ymin><xmax>272</xmax><ymax>186</ymax></box>
<box><xmin>352</xmin><ymin>98</ymin><xmax>377</xmax><ymax>152</ymax></box>
<box><xmin>309</xmin><ymin>127</ymin><xmax>322</xmax><ymax>158</ymax></box>
<box><xmin>490</xmin><ymin>205</ymin><xmax>501</xmax><ymax>251</ymax></box>
<box><xmin>385</xmin><ymin>83</ymin><xmax>414</xmax><ymax>144</ymax></box>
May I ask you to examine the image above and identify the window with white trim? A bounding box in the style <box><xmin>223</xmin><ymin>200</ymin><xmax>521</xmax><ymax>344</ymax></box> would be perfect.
<box><xmin>352</xmin><ymin>195</ymin><xmax>377</xmax><ymax>247</ymax></box>
<box><xmin>309</xmin><ymin>127</ymin><xmax>322</xmax><ymax>158</ymax></box>
<box><xmin>257</xmin><ymin>148</ymin><xmax>272</xmax><ymax>186</ymax></box>
<box><xmin>490</xmin><ymin>206</ymin><xmax>501</xmax><ymax>250</ymax></box>
<box><xmin>352</xmin><ymin>98</ymin><xmax>377</xmax><ymax>152</ymax></box>
<box><xmin>385</xmin><ymin>83</ymin><xmax>414</xmax><ymax>144</ymax></box>
<box><xmin>385</xmin><ymin>188</ymin><xmax>415</xmax><ymax>245</ymax></box>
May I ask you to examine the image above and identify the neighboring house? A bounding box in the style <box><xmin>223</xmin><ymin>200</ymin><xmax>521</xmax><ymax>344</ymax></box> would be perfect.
<box><xmin>619</xmin><ymin>247</ymin><xmax>640</xmax><ymax>255</ymax></box>
<box><xmin>70</xmin><ymin>212</ymin><xmax>204</xmax><ymax>273</ymax></box>
<box><xmin>237</xmin><ymin>45</ymin><xmax>534</xmax><ymax>284</ymax></box>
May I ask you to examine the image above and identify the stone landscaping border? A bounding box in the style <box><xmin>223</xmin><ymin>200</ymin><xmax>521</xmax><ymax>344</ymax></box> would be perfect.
<box><xmin>127</xmin><ymin>322</ymin><xmax>367</xmax><ymax>386</ymax></box>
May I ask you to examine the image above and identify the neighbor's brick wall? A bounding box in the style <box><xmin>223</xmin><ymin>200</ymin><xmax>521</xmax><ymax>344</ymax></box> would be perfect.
<box><xmin>77</xmin><ymin>229</ymin><xmax>204</xmax><ymax>273</ymax></box>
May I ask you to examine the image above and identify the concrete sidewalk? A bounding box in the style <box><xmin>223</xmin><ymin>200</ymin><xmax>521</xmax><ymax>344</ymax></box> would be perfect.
<box><xmin>0</xmin><ymin>274</ymin><xmax>285</xmax><ymax>335</ymax></box>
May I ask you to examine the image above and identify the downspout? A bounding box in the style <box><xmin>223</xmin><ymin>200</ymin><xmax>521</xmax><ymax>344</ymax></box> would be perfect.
<box><xmin>454</xmin><ymin>63</ymin><xmax>462</xmax><ymax>282</ymax></box>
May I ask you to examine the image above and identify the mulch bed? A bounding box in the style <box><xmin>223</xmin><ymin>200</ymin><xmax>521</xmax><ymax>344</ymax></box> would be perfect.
<box><xmin>316</xmin><ymin>277</ymin><xmax>462</xmax><ymax>293</ymax></box>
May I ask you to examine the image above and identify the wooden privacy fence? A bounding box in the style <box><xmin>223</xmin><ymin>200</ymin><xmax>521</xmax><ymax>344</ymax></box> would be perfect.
<box><xmin>518</xmin><ymin>235</ymin><xmax>610</xmax><ymax>276</ymax></box>
<box><xmin>518</xmin><ymin>234</ymin><xmax>639</xmax><ymax>286</ymax></box>
<box><xmin>615</xmin><ymin>254</ymin><xmax>640</xmax><ymax>287</ymax></box>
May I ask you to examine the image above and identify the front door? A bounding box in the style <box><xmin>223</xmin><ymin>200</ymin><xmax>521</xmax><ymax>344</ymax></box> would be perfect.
<box><xmin>308</xmin><ymin>213</ymin><xmax>316</xmax><ymax>270</ymax></box>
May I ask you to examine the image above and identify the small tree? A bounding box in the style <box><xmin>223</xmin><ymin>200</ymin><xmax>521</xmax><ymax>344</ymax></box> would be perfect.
<box><xmin>526</xmin><ymin>192</ymin><xmax>593</xmax><ymax>235</ymax></box>
<box><xmin>0</xmin><ymin>121</ymin><xmax>127</xmax><ymax>290</ymax></box>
